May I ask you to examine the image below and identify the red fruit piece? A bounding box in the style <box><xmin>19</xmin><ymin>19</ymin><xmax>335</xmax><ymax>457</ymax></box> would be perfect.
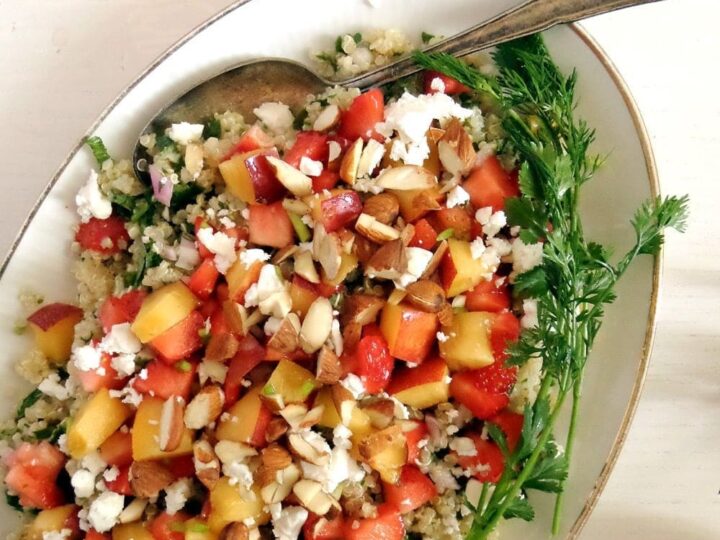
<box><xmin>454</xmin><ymin>432</ymin><xmax>505</xmax><ymax>483</ymax></box>
<box><xmin>75</xmin><ymin>215</ymin><xmax>130</xmax><ymax>255</ymax></box>
<box><xmin>149</xmin><ymin>311</ymin><xmax>204</xmax><ymax>363</ymax></box>
<box><xmin>465</xmin><ymin>276</ymin><xmax>511</xmax><ymax>313</ymax></box>
<box><xmin>354</xmin><ymin>332</ymin><xmax>394</xmax><ymax>394</ymax></box>
<box><xmin>148</xmin><ymin>511</ymin><xmax>190</xmax><ymax>540</ymax></box>
<box><xmin>320</xmin><ymin>191</ymin><xmax>363</xmax><ymax>233</ymax></box>
<box><xmin>187</xmin><ymin>258</ymin><xmax>220</xmax><ymax>300</ymax></box>
<box><xmin>226</xmin><ymin>125</ymin><xmax>274</xmax><ymax>158</ymax></box>
<box><xmin>284</xmin><ymin>131</ymin><xmax>329</xmax><ymax>168</ymax></box>
<box><xmin>248</xmin><ymin>202</ymin><xmax>294</xmax><ymax>248</ymax></box>
<box><xmin>99</xmin><ymin>430</ymin><xmax>133</xmax><ymax>468</ymax></box>
<box><xmin>449</xmin><ymin>362</ymin><xmax>517</xmax><ymax>420</ymax></box>
<box><xmin>490</xmin><ymin>311</ymin><xmax>521</xmax><ymax>361</ymax></box>
<box><xmin>76</xmin><ymin>353</ymin><xmax>125</xmax><ymax>393</ymax></box>
<box><xmin>312</xmin><ymin>170</ymin><xmax>340</xmax><ymax>193</ymax></box>
<box><xmin>423</xmin><ymin>71</ymin><xmax>471</xmax><ymax>95</ymax></box>
<box><xmin>489</xmin><ymin>410</ymin><xmax>524</xmax><ymax>452</ymax></box>
<box><xmin>133</xmin><ymin>360</ymin><xmax>197</xmax><ymax>401</ymax></box>
<box><xmin>303</xmin><ymin>512</ymin><xmax>345</xmax><ymax>540</ymax></box>
<box><xmin>99</xmin><ymin>289</ymin><xmax>147</xmax><ymax>332</ymax></box>
<box><xmin>4</xmin><ymin>442</ymin><xmax>66</xmax><ymax>509</ymax></box>
<box><xmin>105</xmin><ymin>464</ymin><xmax>132</xmax><ymax>495</ymax></box>
<box><xmin>383</xmin><ymin>465</ymin><xmax>438</xmax><ymax>513</ymax></box>
<box><xmin>408</xmin><ymin>218</ymin><xmax>437</xmax><ymax>250</ymax></box>
<box><xmin>404</xmin><ymin>420</ymin><xmax>429</xmax><ymax>465</ymax></box>
<box><xmin>338</xmin><ymin>88</ymin><xmax>385</xmax><ymax>142</ymax></box>
<box><xmin>344</xmin><ymin>503</ymin><xmax>404</xmax><ymax>540</ymax></box>
<box><xmin>224</xmin><ymin>335</ymin><xmax>265</xmax><ymax>407</ymax></box>
<box><xmin>464</xmin><ymin>156</ymin><xmax>520</xmax><ymax>213</ymax></box>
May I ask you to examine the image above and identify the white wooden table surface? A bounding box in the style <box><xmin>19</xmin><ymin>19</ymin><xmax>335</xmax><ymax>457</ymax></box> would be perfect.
<box><xmin>0</xmin><ymin>0</ymin><xmax>717</xmax><ymax>538</ymax></box>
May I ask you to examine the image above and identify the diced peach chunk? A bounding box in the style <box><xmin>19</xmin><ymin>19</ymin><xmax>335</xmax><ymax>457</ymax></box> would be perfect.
<box><xmin>387</xmin><ymin>356</ymin><xmax>450</xmax><ymax>409</ymax></box>
<box><xmin>131</xmin><ymin>282</ymin><xmax>198</xmax><ymax>343</ymax></box>
<box><xmin>208</xmin><ymin>478</ymin><xmax>269</xmax><ymax>533</ymax></box>
<box><xmin>441</xmin><ymin>238</ymin><xmax>488</xmax><ymax>297</ymax></box>
<box><xmin>439</xmin><ymin>311</ymin><xmax>495</xmax><ymax>371</ymax></box>
<box><xmin>379</xmin><ymin>302</ymin><xmax>437</xmax><ymax>364</ymax></box>
<box><xmin>67</xmin><ymin>388</ymin><xmax>132</xmax><ymax>459</ymax></box>
<box><xmin>216</xmin><ymin>386</ymin><xmax>272</xmax><ymax>447</ymax></box>
<box><xmin>27</xmin><ymin>303</ymin><xmax>83</xmax><ymax>363</ymax></box>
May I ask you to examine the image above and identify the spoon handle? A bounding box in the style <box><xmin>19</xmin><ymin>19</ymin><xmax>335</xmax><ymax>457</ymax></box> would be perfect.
<box><xmin>343</xmin><ymin>0</ymin><xmax>661</xmax><ymax>89</ymax></box>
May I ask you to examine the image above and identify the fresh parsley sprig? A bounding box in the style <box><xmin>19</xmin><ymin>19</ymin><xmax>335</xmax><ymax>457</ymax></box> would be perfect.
<box><xmin>415</xmin><ymin>35</ymin><xmax>688</xmax><ymax>539</ymax></box>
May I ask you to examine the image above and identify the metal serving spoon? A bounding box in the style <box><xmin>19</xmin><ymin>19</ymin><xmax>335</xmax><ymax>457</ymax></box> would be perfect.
<box><xmin>133</xmin><ymin>0</ymin><xmax>658</xmax><ymax>176</ymax></box>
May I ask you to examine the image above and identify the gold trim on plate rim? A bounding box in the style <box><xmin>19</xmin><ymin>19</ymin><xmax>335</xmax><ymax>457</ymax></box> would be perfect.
<box><xmin>0</xmin><ymin>6</ymin><xmax>662</xmax><ymax>539</ymax></box>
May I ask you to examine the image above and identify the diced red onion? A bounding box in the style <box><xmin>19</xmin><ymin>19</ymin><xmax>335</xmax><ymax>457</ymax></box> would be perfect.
<box><xmin>149</xmin><ymin>164</ymin><xmax>174</xmax><ymax>206</ymax></box>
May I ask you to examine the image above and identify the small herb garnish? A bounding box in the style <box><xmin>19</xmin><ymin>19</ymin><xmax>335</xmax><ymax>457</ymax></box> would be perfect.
<box><xmin>85</xmin><ymin>136</ymin><xmax>110</xmax><ymax>165</ymax></box>
<box><xmin>421</xmin><ymin>31</ymin><xmax>436</xmax><ymax>44</ymax></box>
<box><xmin>203</xmin><ymin>118</ymin><xmax>222</xmax><ymax>139</ymax></box>
<box><xmin>288</xmin><ymin>212</ymin><xmax>311</xmax><ymax>243</ymax></box>
<box><xmin>15</xmin><ymin>389</ymin><xmax>42</xmax><ymax>420</ymax></box>
<box><xmin>262</xmin><ymin>384</ymin><xmax>276</xmax><ymax>396</ymax></box>
<box><xmin>436</xmin><ymin>228</ymin><xmax>454</xmax><ymax>241</ymax></box>
<box><xmin>176</xmin><ymin>360</ymin><xmax>192</xmax><ymax>373</ymax></box>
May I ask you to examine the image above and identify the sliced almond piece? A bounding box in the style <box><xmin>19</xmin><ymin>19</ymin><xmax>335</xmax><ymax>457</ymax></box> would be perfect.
<box><xmin>261</xmin><ymin>443</ymin><xmax>293</xmax><ymax>470</ymax></box>
<box><xmin>204</xmin><ymin>332</ymin><xmax>240</xmax><ymax>362</ymax></box>
<box><xmin>279</xmin><ymin>403</ymin><xmax>309</xmax><ymax>430</ymax></box>
<box><xmin>259</xmin><ymin>463</ymin><xmax>301</xmax><ymax>504</ymax></box>
<box><xmin>437</xmin><ymin>118</ymin><xmax>477</xmax><ymax>177</ymax></box>
<box><xmin>366</xmin><ymin>239</ymin><xmax>407</xmax><ymax>280</ymax></box>
<box><xmin>265</xmin><ymin>417</ymin><xmax>289</xmax><ymax>444</ymax></box>
<box><xmin>219</xmin><ymin>522</ymin><xmax>250</xmax><ymax>540</ymax></box>
<box><xmin>288</xmin><ymin>432</ymin><xmax>331</xmax><ymax>466</ymax></box>
<box><xmin>300</xmin><ymin>406</ymin><xmax>325</xmax><ymax>430</ymax></box>
<box><xmin>130</xmin><ymin>461</ymin><xmax>175</xmax><ymax>498</ymax></box>
<box><xmin>352</xmin><ymin>234</ymin><xmax>378</xmax><ymax>265</ymax></box>
<box><xmin>313</xmin><ymin>104</ymin><xmax>341</xmax><ymax>132</ymax></box>
<box><xmin>400</xmin><ymin>223</ymin><xmax>416</xmax><ymax>246</ymax></box>
<box><xmin>266</xmin><ymin>156</ymin><xmax>313</xmax><ymax>196</ymax></box>
<box><xmin>214</xmin><ymin>440</ymin><xmax>257</xmax><ymax>466</ymax></box>
<box><xmin>222</xmin><ymin>301</ymin><xmax>247</xmax><ymax>335</ymax></box>
<box><xmin>363</xmin><ymin>193</ymin><xmax>399</xmax><ymax>225</ymax></box>
<box><xmin>341</xmin><ymin>294</ymin><xmax>385</xmax><ymax>327</ymax></box>
<box><xmin>294</xmin><ymin>250</ymin><xmax>320</xmax><ymax>284</ymax></box>
<box><xmin>376</xmin><ymin>166</ymin><xmax>437</xmax><ymax>191</ymax></box>
<box><xmin>405</xmin><ymin>280</ymin><xmax>446</xmax><ymax>313</ymax></box>
<box><xmin>312</xmin><ymin>225</ymin><xmax>342</xmax><ymax>280</ymax></box>
<box><xmin>342</xmin><ymin>322</ymin><xmax>362</xmax><ymax>353</ymax></box>
<box><xmin>193</xmin><ymin>439</ymin><xmax>220</xmax><ymax>489</ymax></box>
<box><xmin>330</xmin><ymin>384</ymin><xmax>356</xmax><ymax>426</ymax></box>
<box><xmin>339</xmin><ymin>138</ymin><xmax>363</xmax><ymax>184</ymax></box>
<box><xmin>272</xmin><ymin>244</ymin><xmax>299</xmax><ymax>264</ymax></box>
<box><xmin>420</xmin><ymin>240</ymin><xmax>448</xmax><ymax>279</ymax></box>
<box><xmin>361</xmin><ymin>399</ymin><xmax>396</xmax><ymax>430</ymax></box>
<box><xmin>316</xmin><ymin>346</ymin><xmax>342</xmax><ymax>385</ymax></box>
<box><xmin>356</xmin><ymin>139</ymin><xmax>386</xmax><ymax>179</ymax></box>
<box><xmin>437</xmin><ymin>302</ymin><xmax>454</xmax><ymax>327</ymax></box>
<box><xmin>293</xmin><ymin>479</ymin><xmax>339</xmax><ymax>516</ymax></box>
<box><xmin>267</xmin><ymin>313</ymin><xmax>301</xmax><ymax>354</ymax></box>
<box><xmin>355</xmin><ymin>213</ymin><xmax>400</xmax><ymax>243</ymax></box>
<box><xmin>159</xmin><ymin>397</ymin><xmax>185</xmax><ymax>452</ymax></box>
<box><xmin>299</xmin><ymin>297</ymin><xmax>333</xmax><ymax>354</ymax></box>
<box><xmin>118</xmin><ymin>498</ymin><xmax>148</xmax><ymax>524</ymax></box>
<box><xmin>185</xmin><ymin>385</ymin><xmax>225</xmax><ymax>430</ymax></box>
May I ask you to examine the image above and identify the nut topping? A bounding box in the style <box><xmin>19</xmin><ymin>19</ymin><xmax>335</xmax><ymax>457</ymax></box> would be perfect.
<box><xmin>437</xmin><ymin>118</ymin><xmax>477</xmax><ymax>177</ymax></box>
<box><xmin>130</xmin><ymin>460</ymin><xmax>175</xmax><ymax>498</ymax></box>
<box><xmin>363</xmin><ymin>193</ymin><xmax>400</xmax><ymax>225</ymax></box>
<box><xmin>376</xmin><ymin>165</ymin><xmax>437</xmax><ymax>191</ymax></box>
<box><xmin>184</xmin><ymin>385</ymin><xmax>224</xmax><ymax>430</ymax></box>
<box><xmin>355</xmin><ymin>213</ymin><xmax>400</xmax><ymax>243</ymax></box>
<box><xmin>218</xmin><ymin>522</ymin><xmax>250</xmax><ymax>540</ymax></box>
<box><xmin>261</xmin><ymin>443</ymin><xmax>293</xmax><ymax>470</ymax></box>
<box><xmin>316</xmin><ymin>346</ymin><xmax>343</xmax><ymax>385</ymax></box>
<box><xmin>339</xmin><ymin>138</ymin><xmax>363</xmax><ymax>184</ymax></box>
<box><xmin>299</xmin><ymin>297</ymin><xmax>333</xmax><ymax>354</ymax></box>
<box><xmin>366</xmin><ymin>239</ymin><xmax>407</xmax><ymax>281</ymax></box>
<box><xmin>405</xmin><ymin>280</ymin><xmax>447</xmax><ymax>313</ymax></box>
<box><xmin>204</xmin><ymin>332</ymin><xmax>239</xmax><ymax>362</ymax></box>
<box><xmin>159</xmin><ymin>396</ymin><xmax>185</xmax><ymax>452</ymax></box>
<box><xmin>267</xmin><ymin>313</ymin><xmax>301</xmax><ymax>354</ymax></box>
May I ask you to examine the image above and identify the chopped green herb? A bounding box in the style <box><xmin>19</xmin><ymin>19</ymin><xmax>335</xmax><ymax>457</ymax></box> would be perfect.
<box><xmin>171</xmin><ymin>182</ymin><xmax>204</xmax><ymax>211</ymax></box>
<box><xmin>198</xmin><ymin>327</ymin><xmax>210</xmax><ymax>345</ymax></box>
<box><xmin>315</xmin><ymin>52</ymin><xmax>338</xmax><ymax>73</ymax></box>
<box><xmin>85</xmin><ymin>136</ymin><xmax>110</xmax><ymax>165</ymax></box>
<box><xmin>288</xmin><ymin>212</ymin><xmax>311</xmax><ymax>243</ymax></box>
<box><xmin>186</xmin><ymin>523</ymin><xmax>209</xmax><ymax>533</ymax></box>
<box><xmin>203</xmin><ymin>118</ymin><xmax>222</xmax><ymax>139</ymax></box>
<box><xmin>5</xmin><ymin>492</ymin><xmax>23</xmax><ymax>513</ymax></box>
<box><xmin>13</xmin><ymin>321</ymin><xmax>26</xmax><ymax>335</ymax></box>
<box><xmin>262</xmin><ymin>384</ymin><xmax>276</xmax><ymax>396</ymax></box>
<box><xmin>33</xmin><ymin>421</ymin><xmax>66</xmax><ymax>443</ymax></box>
<box><xmin>436</xmin><ymin>228</ymin><xmax>454</xmax><ymax>241</ymax></box>
<box><xmin>16</xmin><ymin>389</ymin><xmax>42</xmax><ymax>420</ymax></box>
<box><xmin>353</xmin><ymin>32</ymin><xmax>363</xmax><ymax>44</ymax></box>
<box><xmin>421</xmin><ymin>31</ymin><xmax>436</xmax><ymax>44</ymax></box>
<box><xmin>335</xmin><ymin>36</ymin><xmax>344</xmax><ymax>53</ymax></box>
<box><xmin>169</xmin><ymin>522</ymin><xmax>186</xmax><ymax>533</ymax></box>
<box><xmin>176</xmin><ymin>360</ymin><xmax>192</xmax><ymax>373</ymax></box>
<box><xmin>300</xmin><ymin>379</ymin><xmax>316</xmax><ymax>398</ymax></box>
<box><xmin>155</xmin><ymin>134</ymin><xmax>176</xmax><ymax>151</ymax></box>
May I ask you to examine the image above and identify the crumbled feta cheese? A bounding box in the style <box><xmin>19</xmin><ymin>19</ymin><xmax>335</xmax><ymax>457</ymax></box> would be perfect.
<box><xmin>253</xmin><ymin>102</ymin><xmax>294</xmax><ymax>135</ymax></box>
<box><xmin>299</xmin><ymin>157</ymin><xmax>323</xmax><ymax>177</ymax></box>
<box><xmin>255</xmin><ymin>264</ymin><xmax>291</xmax><ymax>318</ymax></box>
<box><xmin>300</xmin><ymin>214</ymin><xmax>314</xmax><ymax>229</ymax></box>
<box><xmin>197</xmin><ymin>228</ymin><xmax>237</xmax><ymax>274</ymax></box>
<box><xmin>475</xmin><ymin>207</ymin><xmax>493</xmax><ymax>225</ymax></box>
<box><xmin>164</xmin><ymin>479</ymin><xmax>192</xmax><ymax>515</ymax></box>
<box><xmin>521</xmin><ymin>299</ymin><xmax>538</xmax><ymax>329</ymax></box>
<box><xmin>87</xmin><ymin>491</ymin><xmax>124</xmax><ymax>532</ymax></box>
<box><xmin>356</xmin><ymin>139</ymin><xmax>385</xmax><ymax>178</ymax></box>
<box><xmin>446</xmin><ymin>185</ymin><xmax>470</xmax><ymax>208</ymax></box>
<box><xmin>168</xmin><ymin>123</ymin><xmax>204</xmax><ymax>145</ymax></box>
<box><xmin>478</xmin><ymin>210</ymin><xmax>507</xmax><ymax>238</ymax></box>
<box><xmin>72</xmin><ymin>344</ymin><xmax>102</xmax><ymax>371</ymax></box>
<box><xmin>470</xmin><ymin>237</ymin><xmax>486</xmax><ymax>260</ymax></box>
<box><xmin>272</xmin><ymin>505</ymin><xmax>308</xmax><ymax>540</ymax></box>
<box><xmin>487</xmin><ymin>237</ymin><xmax>512</xmax><ymax>257</ymax></box>
<box><xmin>327</xmin><ymin>140</ymin><xmax>342</xmax><ymax>163</ymax></box>
<box><xmin>512</xmin><ymin>238</ymin><xmax>543</xmax><ymax>275</ymax></box>
<box><xmin>76</xmin><ymin>169</ymin><xmax>112</xmax><ymax>223</ymax></box>
<box><xmin>225</xmin><ymin>461</ymin><xmax>254</xmax><ymax>490</ymax></box>
<box><xmin>264</xmin><ymin>316</ymin><xmax>283</xmax><ymax>336</ymax></box>
<box><xmin>102</xmin><ymin>467</ymin><xmax>119</xmax><ymax>483</ymax></box>
<box><xmin>340</xmin><ymin>373</ymin><xmax>366</xmax><ymax>399</ymax></box>
<box><xmin>449</xmin><ymin>437</ymin><xmax>478</xmax><ymax>457</ymax></box>
<box><xmin>42</xmin><ymin>530</ymin><xmax>71</xmax><ymax>540</ymax></box>
<box><xmin>244</xmin><ymin>283</ymin><xmax>259</xmax><ymax>307</ymax></box>
<box><xmin>108</xmin><ymin>386</ymin><xmax>143</xmax><ymax>407</ymax></box>
<box><xmin>138</xmin><ymin>369</ymin><xmax>148</xmax><ymax>380</ymax></box>
<box><xmin>394</xmin><ymin>247</ymin><xmax>433</xmax><ymax>288</ymax></box>
<box><xmin>82</xmin><ymin>452</ymin><xmax>107</xmax><ymax>475</ymax></box>
<box><xmin>38</xmin><ymin>372</ymin><xmax>70</xmax><ymax>401</ymax></box>
<box><xmin>376</xmin><ymin>92</ymin><xmax>472</xmax><ymax>165</ymax></box>
<box><xmin>428</xmin><ymin>462</ymin><xmax>459</xmax><ymax>492</ymax></box>
<box><xmin>436</xmin><ymin>331</ymin><xmax>449</xmax><ymax>343</ymax></box>
<box><xmin>430</xmin><ymin>77</ymin><xmax>446</xmax><ymax>93</ymax></box>
<box><xmin>71</xmin><ymin>469</ymin><xmax>96</xmax><ymax>498</ymax></box>
<box><xmin>240</xmin><ymin>248</ymin><xmax>270</xmax><ymax>269</ymax></box>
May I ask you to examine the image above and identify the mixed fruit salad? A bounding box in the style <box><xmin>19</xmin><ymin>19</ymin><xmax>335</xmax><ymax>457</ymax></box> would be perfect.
<box><xmin>1</xmin><ymin>29</ymin><xmax>688</xmax><ymax>540</ymax></box>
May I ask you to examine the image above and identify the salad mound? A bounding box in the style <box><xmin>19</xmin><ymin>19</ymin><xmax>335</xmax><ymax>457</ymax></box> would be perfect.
<box><xmin>1</xmin><ymin>29</ymin><xmax>687</xmax><ymax>540</ymax></box>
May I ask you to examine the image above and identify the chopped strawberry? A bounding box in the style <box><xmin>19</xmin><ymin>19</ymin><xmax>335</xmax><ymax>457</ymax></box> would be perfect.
<box><xmin>344</xmin><ymin>503</ymin><xmax>404</xmax><ymax>540</ymax></box>
<box><xmin>149</xmin><ymin>311</ymin><xmax>204</xmax><ymax>363</ymax></box>
<box><xmin>312</xmin><ymin>170</ymin><xmax>340</xmax><ymax>193</ymax></box>
<box><xmin>404</xmin><ymin>420</ymin><xmax>429</xmax><ymax>465</ymax></box>
<box><xmin>133</xmin><ymin>359</ymin><xmax>197</xmax><ymax>401</ymax></box>
<box><xmin>99</xmin><ymin>289</ymin><xmax>147</xmax><ymax>332</ymax></box>
<box><xmin>489</xmin><ymin>410</ymin><xmax>524</xmax><ymax>452</ymax></box>
<box><xmin>449</xmin><ymin>362</ymin><xmax>517</xmax><ymax>420</ymax></box>
<box><xmin>4</xmin><ymin>442</ymin><xmax>66</xmax><ymax>509</ymax></box>
<box><xmin>408</xmin><ymin>218</ymin><xmax>437</xmax><ymax>249</ymax></box>
<box><xmin>354</xmin><ymin>331</ymin><xmax>394</xmax><ymax>394</ymax></box>
<box><xmin>383</xmin><ymin>465</ymin><xmax>438</xmax><ymax>513</ymax></box>
<box><xmin>465</xmin><ymin>277</ymin><xmax>511</xmax><ymax>313</ymax></box>
<box><xmin>75</xmin><ymin>216</ymin><xmax>129</xmax><ymax>255</ymax></box>
<box><xmin>338</xmin><ymin>88</ymin><xmax>385</xmax><ymax>142</ymax></box>
<box><xmin>187</xmin><ymin>258</ymin><xmax>220</xmax><ymax>300</ymax></box>
<box><xmin>454</xmin><ymin>432</ymin><xmax>505</xmax><ymax>483</ymax></box>
<box><xmin>320</xmin><ymin>191</ymin><xmax>363</xmax><ymax>232</ymax></box>
<box><xmin>490</xmin><ymin>311</ymin><xmax>521</xmax><ymax>361</ymax></box>
<box><xmin>248</xmin><ymin>202</ymin><xmax>294</xmax><ymax>248</ymax></box>
<box><xmin>423</xmin><ymin>71</ymin><xmax>471</xmax><ymax>95</ymax></box>
<box><xmin>284</xmin><ymin>131</ymin><xmax>329</xmax><ymax>168</ymax></box>
<box><xmin>464</xmin><ymin>156</ymin><xmax>520</xmax><ymax>212</ymax></box>
<box><xmin>148</xmin><ymin>511</ymin><xmax>190</xmax><ymax>540</ymax></box>
<box><xmin>165</xmin><ymin>455</ymin><xmax>195</xmax><ymax>479</ymax></box>
<box><xmin>225</xmin><ymin>335</ymin><xmax>265</xmax><ymax>407</ymax></box>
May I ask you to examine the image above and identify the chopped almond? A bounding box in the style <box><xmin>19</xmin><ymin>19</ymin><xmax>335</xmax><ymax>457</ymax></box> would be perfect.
<box><xmin>265</xmin><ymin>417</ymin><xmax>290</xmax><ymax>444</ymax></box>
<box><xmin>266</xmin><ymin>156</ymin><xmax>313</xmax><ymax>196</ymax></box>
<box><xmin>193</xmin><ymin>439</ymin><xmax>220</xmax><ymax>489</ymax></box>
<box><xmin>316</xmin><ymin>346</ymin><xmax>343</xmax><ymax>385</ymax></box>
<box><xmin>313</xmin><ymin>105</ymin><xmax>341</xmax><ymax>132</ymax></box>
<box><xmin>204</xmin><ymin>332</ymin><xmax>239</xmax><ymax>362</ymax></box>
<box><xmin>340</xmin><ymin>294</ymin><xmax>385</xmax><ymax>327</ymax></box>
<box><xmin>219</xmin><ymin>522</ymin><xmax>250</xmax><ymax>540</ymax></box>
<box><xmin>261</xmin><ymin>443</ymin><xmax>293</xmax><ymax>470</ymax></box>
<box><xmin>363</xmin><ymin>193</ymin><xmax>400</xmax><ymax>225</ymax></box>
<box><xmin>339</xmin><ymin>138</ymin><xmax>363</xmax><ymax>184</ymax></box>
<box><xmin>184</xmin><ymin>385</ymin><xmax>225</xmax><ymax>430</ymax></box>
<box><xmin>267</xmin><ymin>313</ymin><xmax>301</xmax><ymax>354</ymax></box>
<box><xmin>299</xmin><ymin>297</ymin><xmax>333</xmax><ymax>354</ymax></box>
<box><xmin>293</xmin><ymin>479</ymin><xmax>339</xmax><ymax>515</ymax></box>
<box><xmin>438</xmin><ymin>118</ymin><xmax>477</xmax><ymax>177</ymax></box>
<box><xmin>376</xmin><ymin>166</ymin><xmax>436</xmax><ymax>190</ymax></box>
<box><xmin>259</xmin><ymin>463</ymin><xmax>301</xmax><ymax>504</ymax></box>
<box><xmin>130</xmin><ymin>461</ymin><xmax>175</xmax><ymax>498</ymax></box>
<box><xmin>355</xmin><ymin>213</ymin><xmax>400</xmax><ymax>243</ymax></box>
<box><xmin>313</xmin><ymin>225</ymin><xmax>343</xmax><ymax>280</ymax></box>
<box><xmin>366</xmin><ymin>239</ymin><xmax>407</xmax><ymax>281</ymax></box>
<box><xmin>405</xmin><ymin>280</ymin><xmax>446</xmax><ymax>313</ymax></box>
<box><xmin>159</xmin><ymin>397</ymin><xmax>185</xmax><ymax>452</ymax></box>
<box><xmin>420</xmin><ymin>240</ymin><xmax>448</xmax><ymax>279</ymax></box>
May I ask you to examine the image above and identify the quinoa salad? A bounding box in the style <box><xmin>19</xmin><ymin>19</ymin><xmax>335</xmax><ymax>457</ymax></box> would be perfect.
<box><xmin>0</xmin><ymin>26</ymin><xmax>688</xmax><ymax>540</ymax></box>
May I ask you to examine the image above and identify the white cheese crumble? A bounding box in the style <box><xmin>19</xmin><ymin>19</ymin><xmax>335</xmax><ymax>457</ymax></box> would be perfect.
<box><xmin>197</xmin><ymin>228</ymin><xmax>237</xmax><ymax>274</ymax></box>
<box><xmin>512</xmin><ymin>238</ymin><xmax>543</xmax><ymax>275</ymax></box>
<box><xmin>198</xmin><ymin>360</ymin><xmax>229</xmax><ymax>385</ymax></box>
<box><xmin>330</xmin><ymin>318</ymin><xmax>343</xmax><ymax>356</ymax></box>
<box><xmin>76</xmin><ymin>169</ymin><xmax>112</xmax><ymax>223</ymax></box>
<box><xmin>168</xmin><ymin>123</ymin><xmax>204</xmax><ymax>145</ymax></box>
<box><xmin>38</xmin><ymin>372</ymin><xmax>70</xmax><ymax>401</ymax></box>
<box><xmin>376</xmin><ymin>91</ymin><xmax>472</xmax><ymax>165</ymax></box>
<box><xmin>239</xmin><ymin>248</ymin><xmax>270</xmax><ymax>269</ymax></box>
<box><xmin>476</xmin><ymin>208</ymin><xmax>507</xmax><ymax>238</ymax></box>
<box><xmin>451</xmin><ymin>295</ymin><xmax>466</xmax><ymax>309</ymax></box>
<box><xmin>253</xmin><ymin>264</ymin><xmax>291</xmax><ymax>318</ymax></box>
<box><xmin>521</xmin><ymin>299</ymin><xmax>538</xmax><ymax>329</ymax></box>
<box><xmin>72</xmin><ymin>344</ymin><xmax>102</xmax><ymax>371</ymax></box>
<box><xmin>299</xmin><ymin>157</ymin><xmax>323</xmax><ymax>177</ymax></box>
<box><xmin>436</xmin><ymin>331</ymin><xmax>449</xmax><ymax>343</ymax></box>
<box><xmin>340</xmin><ymin>373</ymin><xmax>366</xmax><ymax>400</ymax></box>
<box><xmin>253</xmin><ymin>102</ymin><xmax>294</xmax><ymax>135</ymax></box>
<box><xmin>470</xmin><ymin>237</ymin><xmax>486</xmax><ymax>260</ymax></box>
<box><xmin>42</xmin><ymin>530</ymin><xmax>71</xmax><ymax>540</ymax></box>
<box><xmin>272</xmin><ymin>504</ymin><xmax>308</xmax><ymax>540</ymax></box>
<box><xmin>446</xmin><ymin>185</ymin><xmax>470</xmax><ymax>208</ymax></box>
<box><xmin>164</xmin><ymin>479</ymin><xmax>191</xmax><ymax>515</ymax></box>
<box><xmin>394</xmin><ymin>247</ymin><xmax>433</xmax><ymax>288</ymax></box>
<box><xmin>87</xmin><ymin>491</ymin><xmax>125</xmax><ymax>532</ymax></box>
<box><xmin>71</xmin><ymin>469</ymin><xmax>96</xmax><ymax>498</ymax></box>
<box><xmin>449</xmin><ymin>437</ymin><xmax>478</xmax><ymax>457</ymax></box>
